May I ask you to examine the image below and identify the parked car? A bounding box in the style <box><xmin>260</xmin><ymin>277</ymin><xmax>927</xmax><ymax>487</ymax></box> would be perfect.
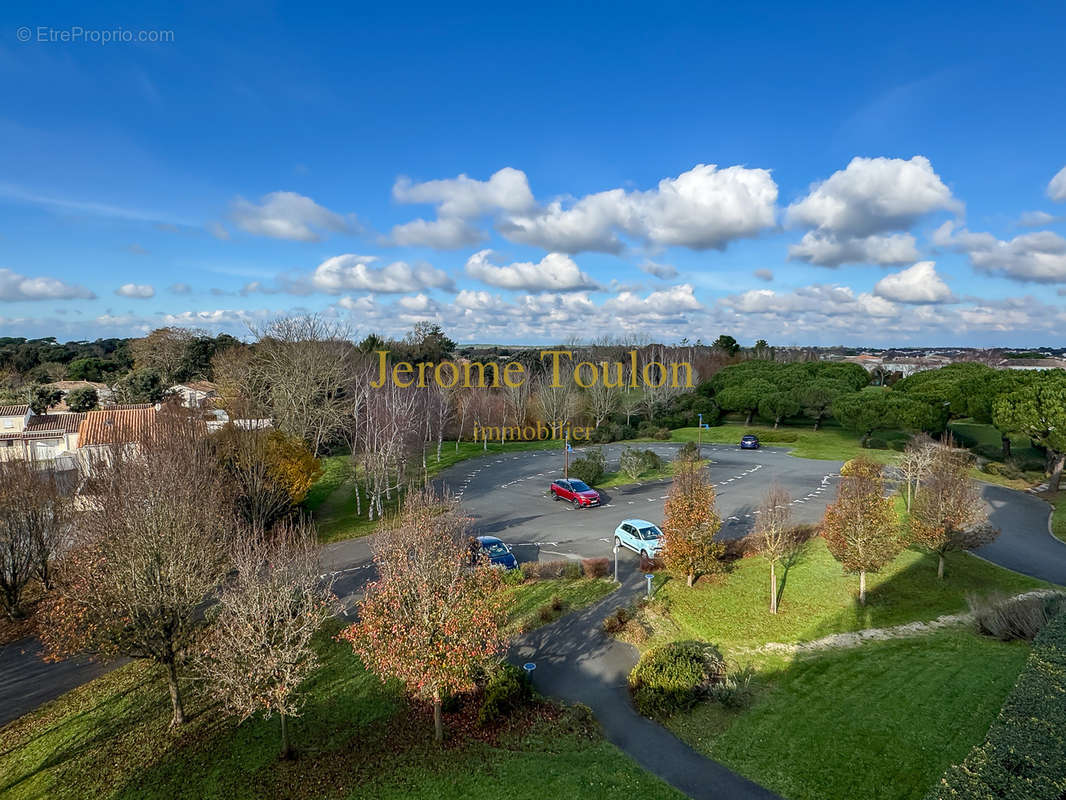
<box><xmin>475</xmin><ymin>536</ymin><xmax>518</xmax><ymax>570</ymax></box>
<box><xmin>740</xmin><ymin>434</ymin><xmax>760</xmax><ymax>449</ymax></box>
<box><xmin>550</xmin><ymin>478</ymin><xmax>601</xmax><ymax>508</ymax></box>
<box><xmin>613</xmin><ymin>518</ymin><xmax>664</xmax><ymax>559</ymax></box>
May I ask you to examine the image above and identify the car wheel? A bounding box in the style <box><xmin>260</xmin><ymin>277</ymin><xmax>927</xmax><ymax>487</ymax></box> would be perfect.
<box><xmin>552</xmin><ymin>492</ymin><xmax>559</xmax><ymax>501</ymax></box>
<box><xmin>641</xmin><ymin>550</ymin><xmax>649</xmax><ymax>560</ymax></box>
<box><xmin>572</xmin><ymin>498</ymin><xmax>580</xmax><ymax>509</ymax></box>
<box><xmin>614</xmin><ymin>536</ymin><xmax>622</xmax><ymax>549</ymax></box>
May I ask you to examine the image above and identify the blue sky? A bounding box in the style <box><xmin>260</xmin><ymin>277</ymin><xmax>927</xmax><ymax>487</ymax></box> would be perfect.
<box><xmin>1</xmin><ymin>0</ymin><xmax>1065</xmax><ymax>346</ymax></box>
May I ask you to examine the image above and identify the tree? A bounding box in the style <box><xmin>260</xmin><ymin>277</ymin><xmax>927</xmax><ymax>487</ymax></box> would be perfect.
<box><xmin>795</xmin><ymin>381</ymin><xmax>844</xmax><ymax>431</ymax></box>
<box><xmin>993</xmin><ymin>372</ymin><xmax>1066</xmax><ymax>491</ymax></box>
<box><xmin>758</xmin><ymin>391</ymin><xmax>800</xmax><ymax>429</ymax></box>
<box><xmin>820</xmin><ymin>458</ymin><xmax>902</xmax><ymax>604</ymax></box>
<box><xmin>660</xmin><ymin>461</ymin><xmax>724</xmax><ymax>587</ymax></box>
<box><xmin>65</xmin><ymin>386</ymin><xmax>99</xmax><ymax>412</ymax></box>
<box><xmin>0</xmin><ymin>461</ymin><xmax>68</xmax><ymax>617</ymax></box>
<box><xmin>39</xmin><ymin>416</ymin><xmax>235</xmax><ymax>726</ymax></box>
<box><xmin>712</xmin><ymin>334</ymin><xmax>740</xmax><ymax>356</ymax></box>
<box><xmin>717</xmin><ymin>379</ymin><xmax>774</xmax><ymax>425</ymax></box>
<box><xmin>831</xmin><ymin>391</ymin><xmax>898</xmax><ymax>446</ymax></box>
<box><xmin>28</xmin><ymin>385</ymin><xmax>62</xmax><ymax>415</ymax></box>
<box><xmin>754</xmin><ymin>483</ymin><xmax>792</xmax><ymax>614</ymax></box>
<box><xmin>214</xmin><ymin>427</ymin><xmax>322</xmax><ymax>530</ymax></box>
<box><xmin>111</xmin><ymin>368</ymin><xmax>165</xmax><ymax>404</ymax></box>
<box><xmin>897</xmin><ymin>433</ymin><xmax>937</xmax><ymax>512</ymax></box>
<box><xmin>619</xmin><ymin>447</ymin><xmax>662</xmax><ymax>481</ymax></box>
<box><xmin>909</xmin><ymin>446</ymin><xmax>998</xmax><ymax>578</ymax></box>
<box><xmin>338</xmin><ymin>489</ymin><xmax>507</xmax><ymax>742</ymax></box>
<box><xmin>198</xmin><ymin>521</ymin><xmax>336</xmax><ymax>759</ymax></box>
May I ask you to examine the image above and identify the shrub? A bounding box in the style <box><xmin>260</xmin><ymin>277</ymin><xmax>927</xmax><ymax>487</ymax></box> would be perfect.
<box><xmin>865</xmin><ymin>437</ymin><xmax>889</xmax><ymax>450</ymax></box>
<box><xmin>707</xmin><ymin>665</ymin><xmax>756</xmax><ymax>709</ymax></box>
<box><xmin>889</xmin><ymin>439</ymin><xmax>908</xmax><ymax>452</ymax></box>
<box><xmin>590</xmin><ymin>423</ymin><xmax>637</xmax><ymax>444</ymax></box>
<box><xmin>619</xmin><ymin>447</ymin><xmax>664</xmax><ymax>480</ymax></box>
<box><xmin>522</xmin><ymin>559</ymin><xmax>570</xmax><ymax>580</ymax></box>
<box><xmin>927</xmin><ymin>608</ymin><xmax>1066</xmax><ymax>799</ymax></box>
<box><xmin>477</xmin><ymin>663</ymin><xmax>533</xmax><ymax>726</ymax></box>
<box><xmin>568</xmin><ymin>447</ymin><xmax>606</xmax><ymax>485</ymax></box>
<box><xmin>628</xmin><ymin>640</ymin><xmax>726</xmax><ymax>717</ymax></box>
<box><xmin>677</xmin><ymin>441</ymin><xmax>700</xmax><ymax>462</ymax></box>
<box><xmin>968</xmin><ymin>592</ymin><xmax>1066</xmax><ymax>641</ymax></box>
<box><xmin>562</xmin><ymin>561</ymin><xmax>582</xmax><ymax>579</ymax></box>
<box><xmin>602</xmin><ymin>605</ymin><xmax>632</xmax><ymax>634</ymax></box>
<box><xmin>639</xmin><ymin>552</ymin><xmax>664</xmax><ymax>572</ymax></box>
<box><xmin>501</xmin><ymin>565</ymin><xmax>526</xmax><ymax>586</ymax></box>
<box><xmin>653</xmin><ymin>427</ymin><xmax>671</xmax><ymax>440</ymax></box>
<box><xmin>581</xmin><ymin>557</ymin><xmax>610</xmax><ymax>578</ymax></box>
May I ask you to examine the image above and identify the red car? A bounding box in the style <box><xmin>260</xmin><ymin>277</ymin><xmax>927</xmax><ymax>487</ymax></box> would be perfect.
<box><xmin>550</xmin><ymin>478</ymin><xmax>601</xmax><ymax>508</ymax></box>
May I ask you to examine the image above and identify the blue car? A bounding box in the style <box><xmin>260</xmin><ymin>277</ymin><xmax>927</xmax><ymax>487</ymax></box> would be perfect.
<box><xmin>476</xmin><ymin>536</ymin><xmax>519</xmax><ymax>570</ymax></box>
<box><xmin>740</xmin><ymin>434</ymin><xmax>760</xmax><ymax>449</ymax></box>
<box><xmin>613</xmin><ymin>518</ymin><xmax>664</xmax><ymax>559</ymax></box>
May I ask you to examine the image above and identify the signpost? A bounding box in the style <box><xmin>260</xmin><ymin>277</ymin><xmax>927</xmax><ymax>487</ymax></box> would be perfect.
<box><xmin>645</xmin><ymin>573</ymin><xmax>654</xmax><ymax>599</ymax></box>
<box><xmin>697</xmin><ymin>413</ymin><xmax>711</xmax><ymax>460</ymax></box>
<box><xmin>613</xmin><ymin>544</ymin><xmax>620</xmax><ymax>583</ymax></box>
<box><xmin>564</xmin><ymin>436</ymin><xmax>571</xmax><ymax>479</ymax></box>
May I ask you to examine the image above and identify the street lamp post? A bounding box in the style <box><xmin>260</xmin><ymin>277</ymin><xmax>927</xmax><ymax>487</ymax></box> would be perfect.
<box><xmin>613</xmin><ymin>544</ymin><xmax>620</xmax><ymax>583</ymax></box>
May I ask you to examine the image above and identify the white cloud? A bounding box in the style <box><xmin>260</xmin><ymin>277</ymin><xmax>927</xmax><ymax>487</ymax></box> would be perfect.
<box><xmin>788</xmin><ymin>231</ymin><xmax>919</xmax><ymax>267</ymax></box>
<box><xmin>464</xmin><ymin>250</ymin><xmax>598</xmax><ymax>291</ymax></box>
<box><xmin>934</xmin><ymin>222</ymin><xmax>1066</xmax><ymax>283</ymax></box>
<box><xmin>310</xmin><ymin>254</ymin><xmax>453</xmax><ymax>294</ymax></box>
<box><xmin>1048</xmin><ymin>166</ymin><xmax>1066</xmax><ymax>202</ymax></box>
<box><xmin>391</xmin><ymin>217</ymin><xmax>485</xmax><ymax>249</ymax></box>
<box><xmin>115</xmin><ymin>283</ymin><xmax>155</xmax><ymax>299</ymax></box>
<box><xmin>231</xmin><ymin>191</ymin><xmax>357</xmax><ymax>241</ymax></box>
<box><xmin>722</xmin><ymin>284</ymin><xmax>897</xmax><ymax>318</ymax></box>
<box><xmin>786</xmin><ymin>156</ymin><xmax>958</xmax><ymax>237</ymax></box>
<box><xmin>207</xmin><ymin>221</ymin><xmax>230</xmax><ymax>240</ymax></box>
<box><xmin>501</xmin><ymin>164</ymin><xmax>778</xmax><ymax>253</ymax></box>
<box><xmin>168</xmin><ymin>283</ymin><xmax>192</xmax><ymax>294</ymax></box>
<box><xmin>640</xmin><ymin>260</ymin><xmax>679</xmax><ymax>280</ymax></box>
<box><xmin>873</xmin><ymin>261</ymin><xmax>954</xmax><ymax>304</ymax></box>
<box><xmin>753</xmin><ymin>269</ymin><xmax>774</xmax><ymax>282</ymax></box>
<box><xmin>1018</xmin><ymin>210</ymin><xmax>1058</xmax><ymax>227</ymax></box>
<box><xmin>0</xmin><ymin>269</ymin><xmax>95</xmax><ymax>302</ymax></box>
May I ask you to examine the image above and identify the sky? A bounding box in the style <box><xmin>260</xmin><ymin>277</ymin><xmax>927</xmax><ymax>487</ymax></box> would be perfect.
<box><xmin>1</xmin><ymin>0</ymin><xmax>1065</xmax><ymax>348</ymax></box>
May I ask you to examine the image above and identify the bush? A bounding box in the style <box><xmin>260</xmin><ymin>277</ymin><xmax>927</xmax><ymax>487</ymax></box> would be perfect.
<box><xmin>628</xmin><ymin>640</ymin><xmax>726</xmax><ymax>717</ymax></box>
<box><xmin>501</xmin><ymin>566</ymin><xmax>526</xmax><ymax>586</ymax></box>
<box><xmin>968</xmin><ymin>592</ymin><xmax>1066</xmax><ymax>641</ymax></box>
<box><xmin>639</xmin><ymin>552</ymin><xmax>664</xmax><ymax>572</ymax></box>
<box><xmin>653</xmin><ymin>427</ymin><xmax>671</xmax><ymax>440</ymax></box>
<box><xmin>582</xmin><ymin>557</ymin><xmax>610</xmax><ymax>578</ymax></box>
<box><xmin>568</xmin><ymin>447</ymin><xmax>606</xmax><ymax>485</ymax></box>
<box><xmin>927</xmin><ymin>608</ymin><xmax>1066</xmax><ymax>799</ymax></box>
<box><xmin>889</xmin><ymin>439</ymin><xmax>908</xmax><ymax>452</ymax></box>
<box><xmin>590</xmin><ymin>423</ymin><xmax>637</xmax><ymax>444</ymax></box>
<box><xmin>562</xmin><ymin>561</ymin><xmax>582</xmax><ymax>579</ymax></box>
<box><xmin>537</xmin><ymin>595</ymin><xmax>567</xmax><ymax>623</ymax></box>
<box><xmin>676</xmin><ymin>441</ymin><xmax>700</xmax><ymax>462</ymax></box>
<box><xmin>865</xmin><ymin>437</ymin><xmax>889</xmax><ymax>450</ymax></box>
<box><xmin>602</xmin><ymin>605</ymin><xmax>632</xmax><ymax>634</ymax></box>
<box><xmin>619</xmin><ymin>447</ymin><xmax>664</xmax><ymax>480</ymax></box>
<box><xmin>706</xmin><ymin>665</ymin><xmax>756</xmax><ymax>709</ymax></box>
<box><xmin>477</xmin><ymin>663</ymin><xmax>533</xmax><ymax>726</ymax></box>
<box><xmin>522</xmin><ymin>559</ymin><xmax>570</xmax><ymax>580</ymax></box>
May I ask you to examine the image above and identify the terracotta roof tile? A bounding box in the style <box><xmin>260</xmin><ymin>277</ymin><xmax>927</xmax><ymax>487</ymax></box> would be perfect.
<box><xmin>78</xmin><ymin>407</ymin><xmax>158</xmax><ymax>447</ymax></box>
<box><xmin>0</xmin><ymin>405</ymin><xmax>29</xmax><ymax>417</ymax></box>
<box><xmin>25</xmin><ymin>413</ymin><xmax>86</xmax><ymax>434</ymax></box>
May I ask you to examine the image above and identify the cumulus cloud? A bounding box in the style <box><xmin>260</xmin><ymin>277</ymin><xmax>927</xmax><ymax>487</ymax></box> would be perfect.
<box><xmin>115</xmin><ymin>283</ymin><xmax>155</xmax><ymax>299</ymax></box>
<box><xmin>640</xmin><ymin>260</ymin><xmax>679</xmax><ymax>280</ymax></box>
<box><xmin>1018</xmin><ymin>211</ymin><xmax>1058</xmax><ymax>227</ymax></box>
<box><xmin>464</xmin><ymin>250</ymin><xmax>598</xmax><ymax>292</ymax></box>
<box><xmin>0</xmin><ymin>269</ymin><xmax>95</xmax><ymax>302</ymax></box>
<box><xmin>310</xmin><ymin>254</ymin><xmax>453</xmax><ymax>294</ymax></box>
<box><xmin>1049</xmin><ymin>166</ymin><xmax>1066</xmax><ymax>202</ymax></box>
<box><xmin>873</xmin><ymin>261</ymin><xmax>954</xmax><ymax>304</ymax></box>
<box><xmin>722</xmin><ymin>284</ymin><xmax>897</xmax><ymax>318</ymax></box>
<box><xmin>501</xmin><ymin>164</ymin><xmax>778</xmax><ymax>253</ymax></box>
<box><xmin>167</xmin><ymin>283</ymin><xmax>192</xmax><ymax>294</ymax></box>
<box><xmin>934</xmin><ymin>222</ymin><xmax>1066</xmax><ymax>283</ymax></box>
<box><xmin>231</xmin><ymin>191</ymin><xmax>357</xmax><ymax>241</ymax></box>
<box><xmin>753</xmin><ymin>269</ymin><xmax>774</xmax><ymax>282</ymax></box>
<box><xmin>390</xmin><ymin>168</ymin><xmax>534</xmax><ymax>249</ymax></box>
<box><xmin>788</xmin><ymin>231</ymin><xmax>919</xmax><ymax>267</ymax></box>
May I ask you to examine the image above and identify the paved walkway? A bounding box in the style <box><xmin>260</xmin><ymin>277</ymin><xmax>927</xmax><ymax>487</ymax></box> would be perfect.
<box><xmin>511</xmin><ymin>565</ymin><xmax>780</xmax><ymax>800</ymax></box>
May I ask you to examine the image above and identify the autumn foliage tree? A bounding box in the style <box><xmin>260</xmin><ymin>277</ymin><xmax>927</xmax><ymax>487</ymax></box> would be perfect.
<box><xmin>660</xmin><ymin>460</ymin><xmax>724</xmax><ymax>587</ymax></box>
<box><xmin>754</xmin><ymin>482</ymin><xmax>792</xmax><ymax>614</ymax></box>
<box><xmin>821</xmin><ymin>458</ymin><xmax>902</xmax><ymax>605</ymax></box>
<box><xmin>338</xmin><ymin>489</ymin><xmax>507</xmax><ymax>742</ymax></box>
<box><xmin>909</xmin><ymin>445</ymin><xmax>999</xmax><ymax>578</ymax></box>
<box><xmin>39</xmin><ymin>415</ymin><xmax>236</xmax><ymax>726</ymax></box>
<box><xmin>198</xmin><ymin>521</ymin><xmax>336</xmax><ymax>759</ymax></box>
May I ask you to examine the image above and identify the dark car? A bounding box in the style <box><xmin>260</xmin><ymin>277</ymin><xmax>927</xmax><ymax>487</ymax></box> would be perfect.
<box><xmin>550</xmin><ymin>478</ymin><xmax>601</xmax><ymax>508</ymax></box>
<box><xmin>740</xmin><ymin>434</ymin><xmax>760</xmax><ymax>449</ymax></box>
<box><xmin>475</xmin><ymin>536</ymin><xmax>518</xmax><ymax>570</ymax></box>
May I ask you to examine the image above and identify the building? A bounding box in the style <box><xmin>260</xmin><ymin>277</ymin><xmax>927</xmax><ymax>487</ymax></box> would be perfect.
<box><xmin>996</xmin><ymin>358</ymin><xmax>1066</xmax><ymax>371</ymax></box>
<box><xmin>169</xmin><ymin>381</ymin><xmax>219</xmax><ymax>409</ymax></box>
<box><xmin>0</xmin><ymin>405</ymin><xmax>86</xmax><ymax>464</ymax></box>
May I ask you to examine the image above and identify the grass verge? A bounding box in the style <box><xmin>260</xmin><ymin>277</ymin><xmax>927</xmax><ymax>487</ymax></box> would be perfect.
<box><xmin>667</xmin><ymin>631</ymin><xmax>1030</xmax><ymax>800</ymax></box>
<box><xmin>666</xmin><ymin>421</ymin><xmax>898</xmax><ymax>463</ymax></box>
<box><xmin>506</xmin><ymin>577</ymin><xmax>616</xmax><ymax>633</ymax></box>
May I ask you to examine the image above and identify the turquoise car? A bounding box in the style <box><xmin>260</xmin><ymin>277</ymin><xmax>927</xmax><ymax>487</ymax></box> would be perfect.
<box><xmin>613</xmin><ymin>518</ymin><xmax>664</xmax><ymax>559</ymax></box>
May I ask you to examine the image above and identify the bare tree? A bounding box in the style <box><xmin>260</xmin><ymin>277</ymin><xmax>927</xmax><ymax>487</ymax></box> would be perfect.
<box><xmin>583</xmin><ymin>377</ymin><xmax>621</xmax><ymax>429</ymax></box>
<box><xmin>39</xmin><ymin>415</ymin><xmax>236</xmax><ymax>726</ymax></box>
<box><xmin>897</xmin><ymin>433</ymin><xmax>937</xmax><ymax>512</ymax></box>
<box><xmin>754</xmin><ymin>482</ymin><xmax>792</xmax><ymax>614</ymax></box>
<box><xmin>198</xmin><ymin>521</ymin><xmax>337</xmax><ymax>759</ymax></box>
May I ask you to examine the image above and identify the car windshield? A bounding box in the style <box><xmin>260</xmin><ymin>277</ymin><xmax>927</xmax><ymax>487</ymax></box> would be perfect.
<box><xmin>638</xmin><ymin>525</ymin><xmax>662</xmax><ymax>540</ymax></box>
<box><xmin>482</xmin><ymin>541</ymin><xmax>509</xmax><ymax>556</ymax></box>
<box><xmin>743</xmin><ymin>435</ymin><xmax>756</xmax><ymax>440</ymax></box>
<box><xmin>569</xmin><ymin>480</ymin><xmax>591</xmax><ymax>492</ymax></box>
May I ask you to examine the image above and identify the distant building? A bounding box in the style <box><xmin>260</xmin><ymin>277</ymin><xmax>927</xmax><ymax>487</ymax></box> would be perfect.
<box><xmin>0</xmin><ymin>406</ymin><xmax>86</xmax><ymax>463</ymax></box>
<box><xmin>169</xmin><ymin>381</ymin><xmax>219</xmax><ymax>409</ymax></box>
<box><xmin>46</xmin><ymin>381</ymin><xmax>112</xmax><ymax>410</ymax></box>
<box><xmin>996</xmin><ymin>358</ymin><xmax>1066</xmax><ymax>371</ymax></box>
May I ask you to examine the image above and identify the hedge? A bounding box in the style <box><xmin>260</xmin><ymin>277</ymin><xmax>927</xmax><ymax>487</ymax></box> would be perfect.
<box><xmin>925</xmin><ymin>610</ymin><xmax>1066</xmax><ymax>799</ymax></box>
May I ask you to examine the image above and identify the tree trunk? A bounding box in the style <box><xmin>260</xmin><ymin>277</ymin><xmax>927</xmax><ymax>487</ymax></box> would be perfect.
<box><xmin>280</xmin><ymin>712</ymin><xmax>291</xmax><ymax>760</ymax></box>
<box><xmin>813</xmin><ymin>416</ymin><xmax>822</xmax><ymax>432</ymax></box>
<box><xmin>165</xmin><ymin>661</ymin><xmax>186</xmax><ymax>726</ymax></box>
<box><xmin>770</xmin><ymin>562</ymin><xmax>777</xmax><ymax>614</ymax></box>
<box><xmin>686</xmin><ymin>572</ymin><xmax>695</xmax><ymax>588</ymax></box>
<box><xmin>433</xmin><ymin>691</ymin><xmax>444</xmax><ymax>742</ymax></box>
<box><xmin>745</xmin><ymin>410</ymin><xmax>754</xmax><ymax>425</ymax></box>
<box><xmin>1001</xmin><ymin>434</ymin><xmax>1011</xmax><ymax>461</ymax></box>
<box><xmin>937</xmin><ymin>553</ymin><xmax>945</xmax><ymax>580</ymax></box>
<box><xmin>858</xmin><ymin>570</ymin><xmax>866</xmax><ymax>605</ymax></box>
<box><xmin>1050</xmin><ymin>452</ymin><xmax>1065</xmax><ymax>492</ymax></box>
<box><xmin>906</xmin><ymin>480</ymin><xmax>913</xmax><ymax>512</ymax></box>
<box><xmin>773</xmin><ymin>417</ymin><xmax>780</xmax><ymax>430</ymax></box>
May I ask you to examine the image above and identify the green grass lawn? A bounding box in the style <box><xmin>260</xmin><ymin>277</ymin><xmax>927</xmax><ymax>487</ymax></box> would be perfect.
<box><xmin>666</xmin><ymin>420</ymin><xmax>900</xmax><ymax>463</ymax></box>
<box><xmin>308</xmin><ymin>441</ymin><xmax>559</xmax><ymax>542</ymax></box>
<box><xmin>0</xmin><ymin>621</ymin><xmax>679</xmax><ymax>800</ymax></box>
<box><xmin>655</xmin><ymin>538</ymin><xmax>1049</xmax><ymax>655</ymax></box>
<box><xmin>596</xmin><ymin>457</ymin><xmax>712</xmax><ymax>490</ymax></box>
<box><xmin>506</xmin><ymin>577</ymin><xmax>616</xmax><ymax>633</ymax></box>
<box><xmin>667</xmin><ymin>631</ymin><xmax>1030</xmax><ymax>800</ymax></box>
